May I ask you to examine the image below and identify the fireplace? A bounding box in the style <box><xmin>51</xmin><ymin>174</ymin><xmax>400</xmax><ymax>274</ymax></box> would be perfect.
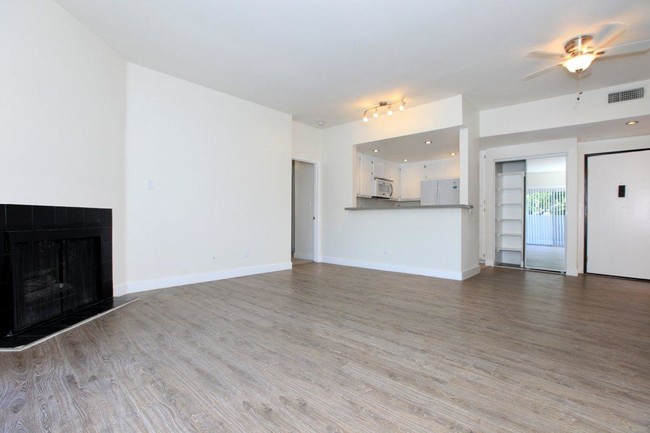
<box><xmin>1</xmin><ymin>204</ymin><xmax>117</xmax><ymax>346</ymax></box>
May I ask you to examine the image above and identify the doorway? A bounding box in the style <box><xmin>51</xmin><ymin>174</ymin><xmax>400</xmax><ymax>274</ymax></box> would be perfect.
<box><xmin>494</xmin><ymin>156</ymin><xmax>567</xmax><ymax>272</ymax></box>
<box><xmin>585</xmin><ymin>148</ymin><xmax>650</xmax><ymax>279</ymax></box>
<box><xmin>292</xmin><ymin>160</ymin><xmax>317</xmax><ymax>265</ymax></box>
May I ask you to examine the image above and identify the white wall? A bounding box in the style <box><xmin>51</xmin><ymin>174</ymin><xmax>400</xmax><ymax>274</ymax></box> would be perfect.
<box><xmin>124</xmin><ymin>64</ymin><xmax>292</xmax><ymax>292</ymax></box>
<box><xmin>323</xmin><ymin>209</ymin><xmax>465</xmax><ymax>279</ymax></box>
<box><xmin>483</xmin><ymin>139</ymin><xmax>579</xmax><ymax>275</ymax></box>
<box><xmin>460</xmin><ymin>99</ymin><xmax>481</xmax><ymax>274</ymax></box>
<box><xmin>291</xmin><ymin>122</ymin><xmax>322</xmax><ymax>261</ymax></box>
<box><xmin>0</xmin><ymin>0</ymin><xmax>127</xmax><ymax>288</ymax></box>
<box><xmin>481</xmin><ymin>79</ymin><xmax>650</xmax><ymax>138</ymax></box>
<box><xmin>292</xmin><ymin>122</ymin><xmax>322</xmax><ymax>163</ymax></box>
<box><xmin>320</xmin><ymin>96</ymin><xmax>478</xmax><ymax>280</ymax></box>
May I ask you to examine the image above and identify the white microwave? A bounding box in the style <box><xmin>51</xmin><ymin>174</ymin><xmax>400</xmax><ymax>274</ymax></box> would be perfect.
<box><xmin>372</xmin><ymin>177</ymin><xmax>394</xmax><ymax>199</ymax></box>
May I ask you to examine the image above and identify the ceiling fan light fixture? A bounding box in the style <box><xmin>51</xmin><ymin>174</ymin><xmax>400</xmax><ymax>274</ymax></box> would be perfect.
<box><xmin>563</xmin><ymin>53</ymin><xmax>596</xmax><ymax>73</ymax></box>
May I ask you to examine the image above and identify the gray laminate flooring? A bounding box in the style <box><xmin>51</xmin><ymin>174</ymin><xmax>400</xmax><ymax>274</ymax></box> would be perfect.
<box><xmin>1</xmin><ymin>264</ymin><xmax>649</xmax><ymax>432</ymax></box>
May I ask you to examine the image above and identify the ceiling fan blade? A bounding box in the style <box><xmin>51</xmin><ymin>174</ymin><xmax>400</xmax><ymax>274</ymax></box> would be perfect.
<box><xmin>524</xmin><ymin>62</ymin><xmax>563</xmax><ymax>80</ymax></box>
<box><xmin>528</xmin><ymin>50</ymin><xmax>565</xmax><ymax>58</ymax></box>
<box><xmin>592</xmin><ymin>22</ymin><xmax>626</xmax><ymax>50</ymax></box>
<box><xmin>601</xmin><ymin>39</ymin><xmax>650</xmax><ymax>57</ymax></box>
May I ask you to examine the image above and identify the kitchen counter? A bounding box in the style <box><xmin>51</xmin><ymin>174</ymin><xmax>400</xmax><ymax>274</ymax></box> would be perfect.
<box><xmin>345</xmin><ymin>204</ymin><xmax>473</xmax><ymax>211</ymax></box>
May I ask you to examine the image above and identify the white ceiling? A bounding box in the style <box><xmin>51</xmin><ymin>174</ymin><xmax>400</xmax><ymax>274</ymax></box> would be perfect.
<box><xmin>54</xmin><ymin>0</ymin><xmax>650</xmax><ymax>127</ymax></box>
<box><xmin>356</xmin><ymin>129</ymin><xmax>459</xmax><ymax>163</ymax></box>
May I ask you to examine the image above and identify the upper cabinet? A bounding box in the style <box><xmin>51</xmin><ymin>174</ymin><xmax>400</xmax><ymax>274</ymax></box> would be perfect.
<box><xmin>357</xmin><ymin>154</ymin><xmax>401</xmax><ymax>198</ymax></box>
<box><xmin>357</xmin><ymin>152</ymin><xmax>459</xmax><ymax>200</ymax></box>
<box><xmin>398</xmin><ymin>159</ymin><xmax>459</xmax><ymax>200</ymax></box>
<box><xmin>354</xmin><ymin>127</ymin><xmax>464</xmax><ymax>202</ymax></box>
<box><xmin>358</xmin><ymin>154</ymin><xmax>373</xmax><ymax>197</ymax></box>
<box><xmin>399</xmin><ymin>163</ymin><xmax>425</xmax><ymax>200</ymax></box>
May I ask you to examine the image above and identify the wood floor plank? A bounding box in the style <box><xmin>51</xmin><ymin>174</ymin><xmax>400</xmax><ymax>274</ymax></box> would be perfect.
<box><xmin>1</xmin><ymin>264</ymin><xmax>649</xmax><ymax>432</ymax></box>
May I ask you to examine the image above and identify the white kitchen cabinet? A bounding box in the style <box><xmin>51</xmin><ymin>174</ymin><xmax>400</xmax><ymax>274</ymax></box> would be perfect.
<box><xmin>382</xmin><ymin>161</ymin><xmax>396</xmax><ymax>181</ymax></box>
<box><xmin>384</xmin><ymin>161</ymin><xmax>399</xmax><ymax>197</ymax></box>
<box><xmin>400</xmin><ymin>163</ymin><xmax>425</xmax><ymax>199</ymax></box>
<box><xmin>372</xmin><ymin>158</ymin><xmax>384</xmax><ymax>179</ymax></box>
<box><xmin>358</xmin><ymin>154</ymin><xmax>373</xmax><ymax>197</ymax></box>
<box><xmin>423</xmin><ymin>162</ymin><xmax>434</xmax><ymax>180</ymax></box>
<box><xmin>357</xmin><ymin>154</ymin><xmax>400</xmax><ymax>198</ymax></box>
<box><xmin>423</xmin><ymin>159</ymin><xmax>459</xmax><ymax>180</ymax></box>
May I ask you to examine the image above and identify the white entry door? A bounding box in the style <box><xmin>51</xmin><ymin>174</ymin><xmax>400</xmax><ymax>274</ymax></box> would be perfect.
<box><xmin>586</xmin><ymin>149</ymin><xmax>650</xmax><ymax>279</ymax></box>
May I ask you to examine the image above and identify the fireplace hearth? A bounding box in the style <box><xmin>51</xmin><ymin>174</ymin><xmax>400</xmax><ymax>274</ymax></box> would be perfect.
<box><xmin>0</xmin><ymin>204</ymin><xmax>135</xmax><ymax>350</ymax></box>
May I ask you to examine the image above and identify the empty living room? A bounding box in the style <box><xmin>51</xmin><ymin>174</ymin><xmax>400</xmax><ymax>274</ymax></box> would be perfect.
<box><xmin>1</xmin><ymin>1</ymin><xmax>649</xmax><ymax>432</ymax></box>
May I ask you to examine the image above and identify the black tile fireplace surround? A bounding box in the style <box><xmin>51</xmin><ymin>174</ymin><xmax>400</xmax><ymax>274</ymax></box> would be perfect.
<box><xmin>0</xmin><ymin>204</ymin><xmax>124</xmax><ymax>349</ymax></box>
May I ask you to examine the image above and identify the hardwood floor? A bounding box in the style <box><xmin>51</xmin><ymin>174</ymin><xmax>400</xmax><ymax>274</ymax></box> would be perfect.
<box><xmin>1</xmin><ymin>264</ymin><xmax>649</xmax><ymax>432</ymax></box>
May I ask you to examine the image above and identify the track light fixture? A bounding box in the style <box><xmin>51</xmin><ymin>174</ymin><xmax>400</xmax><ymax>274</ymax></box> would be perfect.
<box><xmin>362</xmin><ymin>98</ymin><xmax>406</xmax><ymax>123</ymax></box>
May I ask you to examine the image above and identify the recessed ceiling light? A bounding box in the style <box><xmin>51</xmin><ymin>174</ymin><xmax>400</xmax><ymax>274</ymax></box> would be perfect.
<box><xmin>626</xmin><ymin>120</ymin><xmax>639</xmax><ymax>125</ymax></box>
<box><xmin>403</xmin><ymin>159</ymin><xmax>408</xmax><ymax>162</ymax></box>
<box><xmin>373</xmin><ymin>149</ymin><xmax>379</xmax><ymax>153</ymax></box>
<box><xmin>450</xmin><ymin>152</ymin><xmax>457</xmax><ymax>156</ymax></box>
<box><xmin>425</xmin><ymin>140</ymin><xmax>432</xmax><ymax>144</ymax></box>
<box><xmin>317</xmin><ymin>120</ymin><xmax>325</xmax><ymax>126</ymax></box>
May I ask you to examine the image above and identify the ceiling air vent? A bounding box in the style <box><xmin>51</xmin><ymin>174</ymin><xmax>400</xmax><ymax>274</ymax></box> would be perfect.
<box><xmin>608</xmin><ymin>87</ymin><xmax>645</xmax><ymax>104</ymax></box>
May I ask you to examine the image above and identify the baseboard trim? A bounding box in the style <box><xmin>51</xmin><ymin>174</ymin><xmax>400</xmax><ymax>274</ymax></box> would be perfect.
<box><xmin>462</xmin><ymin>266</ymin><xmax>481</xmax><ymax>280</ymax></box>
<box><xmin>293</xmin><ymin>252</ymin><xmax>314</xmax><ymax>260</ymax></box>
<box><xmin>124</xmin><ymin>262</ymin><xmax>292</xmax><ymax>294</ymax></box>
<box><xmin>566</xmin><ymin>268</ymin><xmax>579</xmax><ymax>277</ymax></box>
<box><xmin>321</xmin><ymin>256</ymin><xmax>463</xmax><ymax>281</ymax></box>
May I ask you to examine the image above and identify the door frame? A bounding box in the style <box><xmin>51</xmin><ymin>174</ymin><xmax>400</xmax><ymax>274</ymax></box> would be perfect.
<box><xmin>583</xmin><ymin>147</ymin><xmax>650</xmax><ymax>276</ymax></box>
<box><xmin>292</xmin><ymin>158</ymin><xmax>320</xmax><ymax>262</ymax></box>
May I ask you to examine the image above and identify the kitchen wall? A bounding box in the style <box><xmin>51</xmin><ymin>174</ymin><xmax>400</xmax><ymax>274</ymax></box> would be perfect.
<box><xmin>123</xmin><ymin>64</ymin><xmax>292</xmax><ymax>292</ymax></box>
<box><xmin>320</xmin><ymin>96</ymin><xmax>479</xmax><ymax>280</ymax></box>
<box><xmin>0</xmin><ymin>0</ymin><xmax>127</xmax><ymax>289</ymax></box>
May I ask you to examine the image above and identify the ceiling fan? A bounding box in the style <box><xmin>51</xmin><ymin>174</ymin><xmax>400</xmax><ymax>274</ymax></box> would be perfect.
<box><xmin>525</xmin><ymin>23</ymin><xmax>650</xmax><ymax>79</ymax></box>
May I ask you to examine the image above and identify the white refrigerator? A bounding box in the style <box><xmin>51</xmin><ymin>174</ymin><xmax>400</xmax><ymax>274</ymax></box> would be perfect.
<box><xmin>420</xmin><ymin>178</ymin><xmax>460</xmax><ymax>205</ymax></box>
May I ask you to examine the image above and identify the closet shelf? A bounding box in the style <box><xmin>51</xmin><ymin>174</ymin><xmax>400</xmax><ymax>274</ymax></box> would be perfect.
<box><xmin>496</xmin><ymin>171</ymin><xmax>525</xmax><ymax>177</ymax></box>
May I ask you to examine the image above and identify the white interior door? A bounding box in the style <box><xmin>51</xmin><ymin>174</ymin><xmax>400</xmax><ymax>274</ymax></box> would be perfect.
<box><xmin>586</xmin><ymin>149</ymin><xmax>650</xmax><ymax>279</ymax></box>
<box><xmin>293</xmin><ymin>160</ymin><xmax>315</xmax><ymax>260</ymax></box>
